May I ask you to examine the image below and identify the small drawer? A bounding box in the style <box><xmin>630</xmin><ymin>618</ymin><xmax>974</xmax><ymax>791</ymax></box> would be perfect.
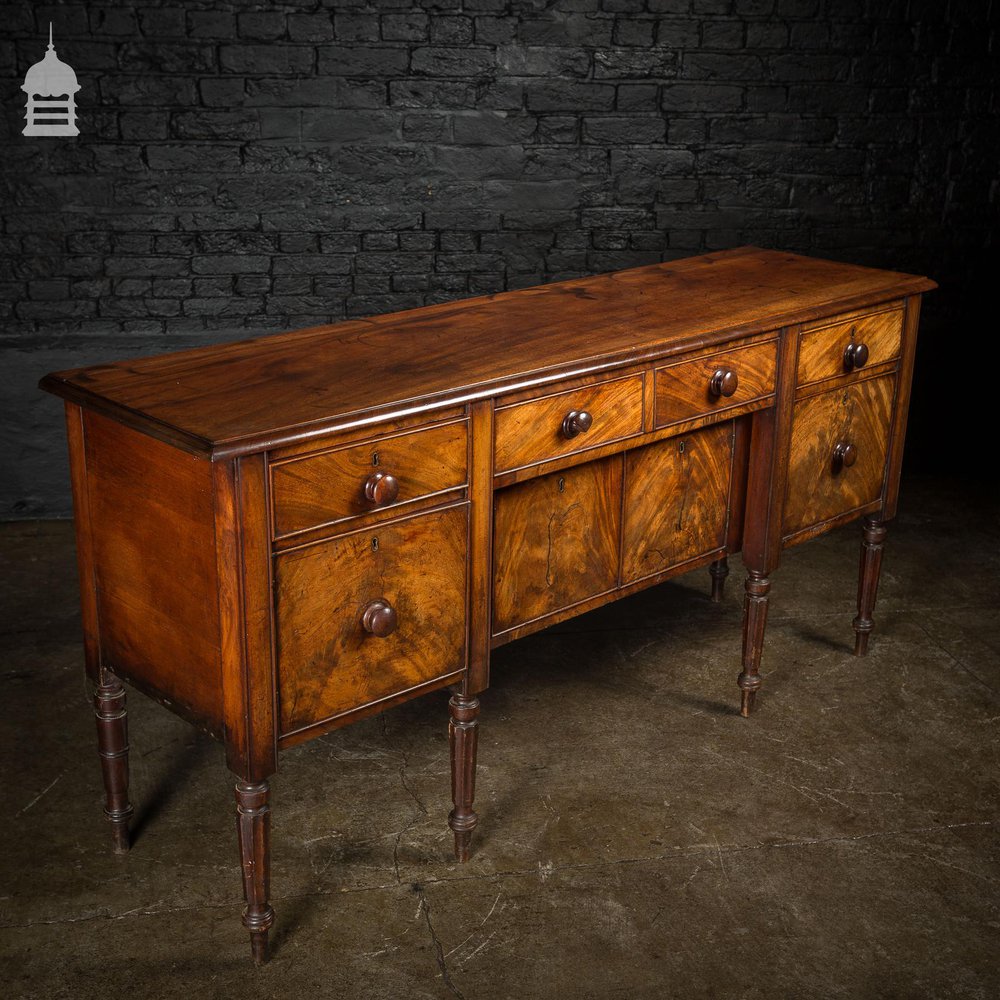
<box><xmin>797</xmin><ymin>304</ymin><xmax>903</xmax><ymax>387</ymax></box>
<box><xmin>782</xmin><ymin>374</ymin><xmax>895</xmax><ymax>538</ymax></box>
<box><xmin>270</xmin><ymin>419</ymin><xmax>468</xmax><ymax>539</ymax></box>
<box><xmin>493</xmin><ymin>373</ymin><xmax>644</xmax><ymax>474</ymax></box>
<box><xmin>274</xmin><ymin>504</ymin><xmax>468</xmax><ymax>736</ymax></box>
<box><xmin>654</xmin><ymin>339</ymin><xmax>776</xmax><ymax>429</ymax></box>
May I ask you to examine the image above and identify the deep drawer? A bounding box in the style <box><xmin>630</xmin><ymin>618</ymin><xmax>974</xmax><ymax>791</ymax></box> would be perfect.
<box><xmin>654</xmin><ymin>339</ymin><xmax>777</xmax><ymax>429</ymax></box>
<box><xmin>493</xmin><ymin>373</ymin><xmax>644</xmax><ymax>474</ymax></box>
<box><xmin>274</xmin><ymin>504</ymin><xmax>468</xmax><ymax>736</ymax></box>
<box><xmin>270</xmin><ymin>419</ymin><xmax>468</xmax><ymax>539</ymax></box>
<box><xmin>782</xmin><ymin>374</ymin><xmax>895</xmax><ymax>538</ymax></box>
<box><xmin>797</xmin><ymin>304</ymin><xmax>903</xmax><ymax>387</ymax></box>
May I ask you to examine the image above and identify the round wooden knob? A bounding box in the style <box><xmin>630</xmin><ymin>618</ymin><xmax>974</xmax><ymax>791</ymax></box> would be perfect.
<box><xmin>361</xmin><ymin>599</ymin><xmax>397</xmax><ymax>638</ymax></box>
<box><xmin>363</xmin><ymin>471</ymin><xmax>399</xmax><ymax>507</ymax></box>
<box><xmin>709</xmin><ymin>368</ymin><xmax>739</xmax><ymax>398</ymax></box>
<box><xmin>561</xmin><ymin>409</ymin><xmax>593</xmax><ymax>439</ymax></box>
<box><xmin>843</xmin><ymin>342</ymin><xmax>870</xmax><ymax>372</ymax></box>
<box><xmin>832</xmin><ymin>441</ymin><xmax>858</xmax><ymax>473</ymax></box>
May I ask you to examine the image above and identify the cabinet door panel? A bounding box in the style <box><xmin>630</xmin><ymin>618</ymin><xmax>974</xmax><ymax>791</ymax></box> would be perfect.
<box><xmin>783</xmin><ymin>375</ymin><xmax>895</xmax><ymax>538</ymax></box>
<box><xmin>275</xmin><ymin>505</ymin><xmax>468</xmax><ymax>736</ymax></box>
<box><xmin>622</xmin><ymin>422</ymin><xmax>733</xmax><ymax>584</ymax></box>
<box><xmin>492</xmin><ymin>456</ymin><xmax>622</xmax><ymax>635</ymax></box>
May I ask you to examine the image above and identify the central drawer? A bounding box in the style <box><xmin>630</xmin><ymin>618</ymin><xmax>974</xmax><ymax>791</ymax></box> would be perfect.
<box><xmin>274</xmin><ymin>505</ymin><xmax>468</xmax><ymax>737</ymax></box>
<box><xmin>493</xmin><ymin>373</ymin><xmax>644</xmax><ymax>474</ymax></box>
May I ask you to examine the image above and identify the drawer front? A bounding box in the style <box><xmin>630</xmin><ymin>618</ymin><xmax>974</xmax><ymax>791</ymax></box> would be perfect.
<box><xmin>783</xmin><ymin>375</ymin><xmax>895</xmax><ymax>538</ymax></box>
<box><xmin>622</xmin><ymin>422</ymin><xmax>732</xmax><ymax>584</ymax></box>
<box><xmin>654</xmin><ymin>339</ymin><xmax>776</xmax><ymax>429</ymax></box>
<box><xmin>492</xmin><ymin>455</ymin><xmax>622</xmax><ymax>635</ymax></box>
<box><xmin>270</xmin><ymin>420</ymin><xmax>467</xmax><ymax>538</ymax></box>
<box><xmin>494</xmin><ymin>374</ymin><xmax>644</xmax><ymax>474</ymax></box>
<box><xmin>274</xmin><ymin>505</ymin><xmax>468</xmax><ymax>735</ymax></box>
<box><xmin>797</xmin><ymin>305</ymin><xmax>903</xmax><ymax>387</ymax></box>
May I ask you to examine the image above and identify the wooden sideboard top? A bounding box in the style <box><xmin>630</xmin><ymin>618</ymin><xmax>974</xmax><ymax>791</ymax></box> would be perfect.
<box><xmin>40</xmin><ymin>246</ymin><xmax>935</xmax><ymax>460</ymax></box>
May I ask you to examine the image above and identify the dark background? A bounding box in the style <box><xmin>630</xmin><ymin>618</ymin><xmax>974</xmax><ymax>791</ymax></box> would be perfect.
<box><xmin>2</xmin><ymin>0</ymin><xmax>997</xmax><ymax>517</ymax></box>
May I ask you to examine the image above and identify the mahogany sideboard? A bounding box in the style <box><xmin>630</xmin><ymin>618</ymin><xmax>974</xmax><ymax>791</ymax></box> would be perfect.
<box><xmin>40</xmin><ymin>247</ymin><xmax>935</xmax><ymax>964</ymax></box>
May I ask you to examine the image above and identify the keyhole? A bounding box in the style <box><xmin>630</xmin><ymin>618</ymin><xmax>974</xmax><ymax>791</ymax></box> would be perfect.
<box><xmin>678</xmin><ymin>440</ymin><xmax>685</xmax><ymax>454</ymax></box>
<box><xmin>372</xmin><ymin>452</ymin><xmax>380</xmax><ymax>466</ymax></box>
<box><xmin>558</xmin><ymin>477</ymin><xmax>565</xmax><ymax>493</ymax></box>
<box><xmin>371</xmin><ymin>537</ymin><xmax>379</xmax><ymax>551</ymax></box>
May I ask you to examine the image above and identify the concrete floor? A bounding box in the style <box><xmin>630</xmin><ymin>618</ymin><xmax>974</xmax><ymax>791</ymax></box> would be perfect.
<box><xmin>1</xmin><ymin>475</ymin><xmax>998</xmax><ymax>1000</ymax></box>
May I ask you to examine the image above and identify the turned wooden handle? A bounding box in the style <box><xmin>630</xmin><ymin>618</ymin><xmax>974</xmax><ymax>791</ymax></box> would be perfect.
<box><xmin>361</xmin><ymin>599</ymin><xmax>397</xmax><ymax>638</ymax></box>
<box><xmin>832</xmin><ymin>441</ymin><xmax>858</xmax><ymax>473</ymax></box>
<box><xmin>709</xmin><ymin>368</ymin><xmax>739</xmax><ymax>398</ymax></box>
<box><xmin>843</xmin><ymin>339</ymin><xmax>870</xmax><ymax>372</ymax></box>
<box><xmin>363</xmin><ymin>471</ymin><xmax>399</xmax><ymax>506</ymax></box>
<box><xmin>561</xmin><ymin>409</ymin><xmax>593</xmax><ymax>439</ymax></box>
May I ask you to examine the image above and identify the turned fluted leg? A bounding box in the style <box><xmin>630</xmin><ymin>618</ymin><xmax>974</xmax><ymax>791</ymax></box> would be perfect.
<box><xmin>448</xmin><ymin>693</ymin><xmax>480</xmax><ymax>863</ymax></box>
<box><xmin>737</xmin><ymin>572</ymin><xmax>770</xmax><ymax>717</ymax></box>
<box><xmin>235</xmin><ymin>780</ymin><xmax>275</xmax><ymax>966</ymax></box>
<box><xmin>853</xmin><ymin>516</ymin><xmax>888</xmax><ymax>657</ymax></box>
<box><xmin>709</xmin><ymin>557</ymin><xmax>730</xmax><ymax>603</ymax></box>
<box><xmin>94</xmin><ymin>670</ymin><xmax>133</xmax><ymax>853</ymax></box>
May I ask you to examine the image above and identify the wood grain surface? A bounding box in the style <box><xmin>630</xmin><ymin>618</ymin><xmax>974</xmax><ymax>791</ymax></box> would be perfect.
<box><xmin>621</xmin><ymin>422</ymin><xmax>733</xmax><ymax>584</ymax></box>
<box><xmin>797</xmin><ymin>304</ymin><xmax>903</xmax><ymax>387</ymax></box>
<box><xmin>492</xmin><ymin>455</ymin><xmax>622</xmax><ymax>635</ymax></box>
<box><xmin>782</xmin><ymin>374</ymin><xmax>895</xmax><ymax>538</ymax></box>
<box><xmin>654</xmin><ymin>338</ymin><xmax>777</xmax><ymax>428</ymax></box>
<box><xmin>40</xmin><ymin>248</ymin><xmax>935</xmax><ymax>458</ymax></box>
<box><xmin>494</xmin><ymin>373</ymin><xmax>644</xmax><ymax>473</ymax></box>
<box><xmin>271</xmin><ymin>418</ymin><xmax>468</xmax><ymax>538</ymax></box>
<box><xmin>274</xmin><ymin>505</ymin><xmax>468</xmax><ymax>736</ymax></box>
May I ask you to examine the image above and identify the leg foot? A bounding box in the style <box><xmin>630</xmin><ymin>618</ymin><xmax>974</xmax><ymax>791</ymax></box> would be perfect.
<box><xmin>94</xmin><ymin>670</ymin><xmax>133</xmax><ymax>853</ymax></box>
<box><xmin>709</xmin><ymin>557</ymin><xmax>730</xmax><ymax>603</ymax></box>
<box><xmin>448</xmin><ymin>693</ymin><xmax>480</xmax><ymax>863</ymax></box>
<box><xmin>737</xmin><ymin>572</ymin><xmax>770</xmax><ymax>717</ymax></box>
<box><xmin>235</xmin><ymin>780</ymin><xmax>275</xmax><ymax>965</ymax></box>
<box><xmin>853</xmin><ymin>516</ymin><xmax>887</xmax><ymax>657</ymax></box>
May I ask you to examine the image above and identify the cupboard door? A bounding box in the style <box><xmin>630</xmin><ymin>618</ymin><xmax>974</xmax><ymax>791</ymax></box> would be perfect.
<box><xmin>782</xmin><ymin>375</ymin><xmax>895</xmax><ymax>539</ymax></box>
<box><xmin>492</xmin><ymin>455</ymin><xmax>622</xmax><ymax>636</ymax></box>
<box><xmin>622</xmin><ymin>422</ymin><xmax>733</xmax><ymax>584</ymax></box>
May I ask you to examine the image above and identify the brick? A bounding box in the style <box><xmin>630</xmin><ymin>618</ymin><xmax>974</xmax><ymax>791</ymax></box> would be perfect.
<box><xmin>526</xmin><ymin>80</ymin><xmax>616</xmax><ymax>111</ymax></box>
<box><xmin>334</xmin><ymin>13</ymin><xmax>380</xmax><ymax>41</ymax></box>
<box><xmin>120</xmin><ymin>42</ymin><xmax>215</xmax><ymax>73</ymax></box>
<box><xmin>583</xmin><ymin>116</ymin><xmax>666</xmax><ymax>144</ymax></box>
<box><xmin>188</xmin><ymin>12</ymin><xmax>235</xmax><ymax>37</ymax></box>
<box><xmin>411</xmin><ymin>46</ymin><xmax>495</xmax><ymax>77</ymax></box>
<box><xmin>497</xmin><ymin>45</ymin><xmax>590</xmax><ymax>77</ymax></box>
<box><xmin>289</xmin><ymin>13</ymin><xmax>335</xmax><ymax>42</ymax></box>
<box><xmin>518</xmin><ymin>14</ymin><xmax>613</xmax><ymax>46</ymax></box>
<box><xmin>301</xmin><ymin>111</ymin><xmax>401</xmax><ymax>142</ymax></box>
<box><xmin>382</xmin><ymin>12</ymin><xmax>429</xmax><ymax>41</ymax></box>
<box><xmin>595</xmin><ymin>48</ymin><xmax>677</xmax><ymax>78</ymax></box>
<box><xmin>238</xmin><ymin>12</ymin><xmax>286</xmax><ymax>40</ymax></box>
<box><xmin>613</xmin><ymin>19</ymin><xmax>656</xmax><ymax>46</ymax></box>
<box><xmin>145</xmin><ymin>145</ymin><xmax>241</xmax><ymax>172</ymax></box>
<box><xmin>453</xmin><ymin>112</ymin><xmax>537</xmax><ymax>145</ymax></box>
<box><xmin>172</xmin><ymin>112</ymin><xmax>259</xmax><ymax>141</ymax></box>
<box><xmin>192</xmin><ymin>255</ymin><xmax>272</xmax><ymax>274</ymax></box>
<box><xmin>220</xmin><ymin>44</ymin><xmax>314</xmax><ymax>75</ymax></box>
<box><xmin>682</xmin><ymin>52</ymin><xmax>765</xmax><ymax>80</ymax></box>
<box><xmin>430</xmin><ymin>15</ymin><xmax>474</xmax><ymax>44</ymax></box>
<box><xmin>320</xmin><ymin>46</ymin><xmax>410</xmax><ymax>76</ymax></box>
<box><xmin>662</xmin><ymin>83</ymin><xmax>744</xmax><ymax>111</ymax></box>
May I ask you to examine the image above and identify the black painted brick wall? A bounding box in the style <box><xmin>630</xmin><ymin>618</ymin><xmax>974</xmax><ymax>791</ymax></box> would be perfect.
<box><xmin>1</xmin><ymin>0</ymin><xmax>998</xmax><ymax>515</ymax></box>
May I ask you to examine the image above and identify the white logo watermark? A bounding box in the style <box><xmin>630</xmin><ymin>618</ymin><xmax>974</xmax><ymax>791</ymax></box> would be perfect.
<box><xmin>22</xmin><ymin>23</ymin><xmax>80</xmax><ymax>137</ymax></box>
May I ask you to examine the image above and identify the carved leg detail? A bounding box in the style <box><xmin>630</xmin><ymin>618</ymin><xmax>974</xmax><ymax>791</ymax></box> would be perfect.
<box><xmin>94</xmin><ymin>671</ymin><xmax>133</xmax><ymax>853</ymax></box>
<box><xmin>709</xmin><ymin>557</ymin><xmax>730</xmax><ymax>603</ymax></box>
<box><xmin>448</xmin><ymin>693</ymin><xmax>480</xmax><ymax>863</ymax></box>
<box><xmin>853</xmin><ymin>516</ymin><xmax>887</xmax><ymax>657</ymax></box>
<box><xmin>235</xmin><ymin>780</ymin><xmax>275</xmax><ymax>966</ymax></box>
<box><xmin>738</xmin><ymin>572</ymin><xmax>770</xmax><ymax>717</ymax></box>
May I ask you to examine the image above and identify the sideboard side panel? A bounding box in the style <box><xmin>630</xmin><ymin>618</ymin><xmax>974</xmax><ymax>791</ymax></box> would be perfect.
<box><xmin>465</xmin><ymin>399</ymin><xmax>494</xmax><ymax>696</ymax></box>
<box><xmin>82</xmin><ymin>410</ymin><xmax>224</xmax><ymax>736</ymax></box>
<box><xmin>881</xmin><ymin>294</ymin><xmax>924</xmax><ymax>522</ymax></box>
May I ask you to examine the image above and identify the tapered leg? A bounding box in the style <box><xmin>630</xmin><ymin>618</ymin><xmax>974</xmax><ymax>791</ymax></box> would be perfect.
<box><xmin>235</xmin><ymin>780</ymin><xmax>275</xmax><ymax>966</ymax></box>
<box><xmin>853</xmin><ymin>516</ymin><xmax>887</xmax><ymax>657</ymax></box>
<box><xmin>737</xmin><ymin>572</ymin><xmax>770</xmax><ymax>717</ymax></box>
<box><xmin>94</xmin><ymin>670</ymin><xmax>133</xmax><ymax>853</ymax></box>
<box><xmin>448</xmin><ymin>693</ymin><xmax>480</xmax><ymax>863</ymax></box>
<box><xmin>709</xmin><ymin>557</ymin><xmax>730</xmax><ymax>603</ymax></box>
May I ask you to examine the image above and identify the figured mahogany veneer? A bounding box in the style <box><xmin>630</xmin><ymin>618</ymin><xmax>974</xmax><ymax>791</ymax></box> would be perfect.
<box><xmin>40</xmin><ymin>247</ymin><xmax>935</xmax><ymax>964</ymax></box>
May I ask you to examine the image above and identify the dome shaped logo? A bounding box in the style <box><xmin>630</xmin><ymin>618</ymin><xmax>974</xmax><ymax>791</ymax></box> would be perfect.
<box><xmin>22</xmin><ymin>23</ymin><xmax>81</xmax><ymax>137</ymax></box>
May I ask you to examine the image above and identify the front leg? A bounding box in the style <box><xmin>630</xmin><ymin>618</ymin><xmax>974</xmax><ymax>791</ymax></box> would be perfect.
<box><xmin>853</xmin><ymin>516</ymin><xmax>888</xmax><ymax>656</ymax></box>
<box><xmin>235</xmin><ymin>780</ymin><xmax>275</xmax><ymax>965</ymax></box>
<box><xmin>448</xmin><ymin>693</ymin><xmax>480</xmax><ymax>862</ymax></box>
<box><xmin>737</xmin><ymin>572</ymin><xmax>771</xmax><ymax>717</ymax></box>
<box><xmin>94</xmin><ymin>669</ymin><xmax>133</xmax><ymax>853</ymax></box>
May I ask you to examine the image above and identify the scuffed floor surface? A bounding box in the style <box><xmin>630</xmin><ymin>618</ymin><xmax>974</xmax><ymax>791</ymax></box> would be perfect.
<box><xmin>1</xmin><ymin>475</ymin><xmax>997</xmax><ymax>1000</ymax></box>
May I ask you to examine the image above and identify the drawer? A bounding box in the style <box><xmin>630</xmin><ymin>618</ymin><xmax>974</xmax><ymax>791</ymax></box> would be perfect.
<box><xmin>494</xmin><ymin>374</ymin><xmax>644</xmax><ymax>474</ymax></box>
<box><xmin>622</xmin><ymin>422</ymin><xmax>732</xmax><ymax>584</ymax></box>
<box><xmin>797</xmin><ymin>304</ymin><xmax>903</xmax><ymax>387</ymax></box>
<box><xmin>492</xmin><ymin>455</ymin><xmax>622</xmax><ymax>635</ymax></box>
<box><xmin>270</xmin><ymin>419</ymin><xmax>467</xmax><ymax>538</ymax></box>
<box><xmin>274</xmin><ymin>505</ymin><xmax>468</xmax><ymax>736</ymax></box>
<box><xmin>782</xmin><ymin>375</ymin><xmax>895</xmax><ymax>539</ymax></box>
<box><xmin>654</xmin><ymin>339</ymin><xmax>776</xmax><ymax>429</ymax></box>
